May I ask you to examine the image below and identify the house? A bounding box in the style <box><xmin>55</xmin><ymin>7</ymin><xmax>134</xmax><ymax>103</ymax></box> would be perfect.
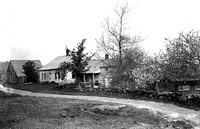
<box><xmin>39</xmin><ymin>51</ymin><xmax>110</xmax><ymax>87</ymax></box>
<box><xmin>7</xmin><ymin>60</ymin><xmax>42</xmax><ymax>84</ymax></box>
<box><xmin>39</xmin><ymin>55</ymin><xmax>74</xmax><ymax>84</ymax></box>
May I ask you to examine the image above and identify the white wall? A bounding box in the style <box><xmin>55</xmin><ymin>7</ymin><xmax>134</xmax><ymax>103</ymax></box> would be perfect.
<box><xmin>39</xmin><ymin>70</ymin><xmax>56</xmax><ymax>83</ymax></box>
<box><xmin>39</xmin><ymin>70</ymin><xmax>75</xmax><ymax>84</ymax></box>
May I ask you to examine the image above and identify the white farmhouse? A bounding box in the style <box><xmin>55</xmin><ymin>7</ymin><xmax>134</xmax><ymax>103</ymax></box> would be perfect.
<box><xmin>39</xmin><ymin>52</ymin><xmax>111</xmax><ymax>87</ymax></box>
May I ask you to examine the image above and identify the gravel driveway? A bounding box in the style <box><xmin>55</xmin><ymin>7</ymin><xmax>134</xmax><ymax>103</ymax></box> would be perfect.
<box><xmin>1</xmin><ymin>84</ymin><xmax>200</xmax><ymax>128</ymax></box>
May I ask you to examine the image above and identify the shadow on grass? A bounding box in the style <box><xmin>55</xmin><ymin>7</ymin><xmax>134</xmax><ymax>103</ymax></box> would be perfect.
<box><xmin>0</xmin><ymin>91</ymin><xmax>21</xmax><ymax>98</ymax></box>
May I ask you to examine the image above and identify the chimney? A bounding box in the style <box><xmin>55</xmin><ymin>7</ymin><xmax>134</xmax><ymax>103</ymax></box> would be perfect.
<box><xmin>105</xmin><ymin>54</ymin><xmax>109</xmax><ymax>60</ymax></box>
<box><xmin>65</xmin><ymin>46</ymin><xmax>70</xmax><ymax>56</ymax></box>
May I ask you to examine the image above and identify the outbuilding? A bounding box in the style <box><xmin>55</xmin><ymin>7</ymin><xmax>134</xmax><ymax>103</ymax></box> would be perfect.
<box><xmin>7</xmin><ymin>60</ymin><xmax>42</xmax><ymax>84</ymax></box>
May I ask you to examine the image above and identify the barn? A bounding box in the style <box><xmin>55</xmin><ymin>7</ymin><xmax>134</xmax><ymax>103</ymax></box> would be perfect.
<box><xmin>7</xmin><ymin>60</ymin><xmax>42</xmax><ymax>84</ymax></box>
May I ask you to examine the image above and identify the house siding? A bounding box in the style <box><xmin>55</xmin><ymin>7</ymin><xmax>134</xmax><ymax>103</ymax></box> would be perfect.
<box><xmin>39</xmin><ymin>67</ymin><xmax>110</xmax><ymax>86</ymax></box>
<box><xmin>100</xmin><ymin>67</ymin><xmax>111</xmax><ymax>87</ymax></box>
<box><xmin>39</xmin><ymin>70</ymin><xmax>74</xmax><ymax>84</ymax></box>
<box><xmin>7</xmin><ymin>62</ymin><xmax>16</xmax><ymax>83</ymax></box>
<box><xmin>7</xmin><ymin>62</ymin><xmax>25</xmax><ymax>84</ymax></box>
<box><xmin>40</xmin><ymin>70</ymin><xmax>57</xmax><ymax>83</ymax></box>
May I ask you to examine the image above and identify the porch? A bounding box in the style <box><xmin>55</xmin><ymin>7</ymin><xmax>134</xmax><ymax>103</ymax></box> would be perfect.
<box><xmin>75</xmin><ymin>73</ymin><xmax>101</xmax><ymax>88</ymax></box>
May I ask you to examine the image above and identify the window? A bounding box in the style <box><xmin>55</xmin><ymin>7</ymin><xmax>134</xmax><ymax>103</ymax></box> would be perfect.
<box><xmin>178</xmin><ymin>85</ymin><xmax>190</xmax><ymax>91</ymax></box>
<box><xmin>55</xmin><ymin>72</ymin><xmax>60</xmax><ymax>79</ymax></box>
<box><xmin>44</xmin><ymin>73</ymin><xmax>47</xmax><ymax>80</ymax></box>
<box><xmin>195</xmin><ymin>85</ymin><xmax>200</xmax><ymax>90</ymax></box>
<box><xmin>41</xmin><ymin>73</ymin><xmax>44</xmax><ymax>80</ymax></box>
<box><xmin>57</xmin><ymin>72</ymin><xmax>60</xmax><ymax>79</ymax></box>
<box><xmin>55</xmin><ymin>73</ymin><xmax>57</xmax><ymax>79</ymax></box>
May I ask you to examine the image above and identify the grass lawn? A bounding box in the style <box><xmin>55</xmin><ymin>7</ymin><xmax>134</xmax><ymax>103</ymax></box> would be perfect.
<box><xmin>0</xmin><ymin>90</ymin><xmax>194</xmax><ymax>129</ymax></box>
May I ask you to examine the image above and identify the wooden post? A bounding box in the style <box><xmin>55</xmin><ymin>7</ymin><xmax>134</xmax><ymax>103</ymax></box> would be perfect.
<box><xmin>83</xmin><ymin>73</ymin><xmax>85</xmax><ymax>82</ymax></box>
<box><xmin>92</xmin><ymin>73</ymin><xmax>95</xmax><ymax>86</ymax></box>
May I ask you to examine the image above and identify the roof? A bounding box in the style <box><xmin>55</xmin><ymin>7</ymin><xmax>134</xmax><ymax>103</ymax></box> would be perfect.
<box><xmin>39</xmin><ymin>56</ymin><xmax>72</xmax><ymax>71</ymax></box>
<box><xmin>86</xmin><ymin>60</ymin><xmax>103</xmax><ymax>74</ymax></box>
<box><xmin>39</xmin><ymin>56</ymin><xmax>104</xmax><ymax>74</ymax></box>
<box><xmin>10</xmin><ymin>60</ymin><xmax>42</xmax><ymax>77</ymax></box>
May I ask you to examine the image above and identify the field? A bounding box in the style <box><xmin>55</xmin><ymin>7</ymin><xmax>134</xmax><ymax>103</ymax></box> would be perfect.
<box><xmin>0</xmin><ymin>91</ymin><xmax>193</xmax><ymax>129</ymax></box>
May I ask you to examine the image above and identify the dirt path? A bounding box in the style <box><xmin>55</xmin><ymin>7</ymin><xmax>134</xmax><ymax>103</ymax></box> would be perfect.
<box><xmin>1</xmin><ymin>84</ymin><xmax>200</xmax><ymax>128</ymax></box>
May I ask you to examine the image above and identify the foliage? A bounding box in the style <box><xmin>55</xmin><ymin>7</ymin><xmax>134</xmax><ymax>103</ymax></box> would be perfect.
<box><xmin>59</xmin><ymin>39</ymin><xmax>94</xmax><ymax>84</ymax></box>
<box><xmin>163</xmin><ymin>30</ymin><xmax>200</xmax><ymax>80</ymax></box>
<box><xmin>141</xmin><ymin>30</ymin><xmax>200</xmax><ymax>91</ymax></box>
<box><xmin>135</xmin><ymin>52</ymin><xmax>168</xmax><ymax>90</ymax></box>
<box><xmin>22</xmin><ymin>61</ymin><xmax>39</xmax><ymax>83</ymax></box>
<box><xmin>58</xmin><ymin>61</ymin><xmax>71</xmax><ymax>81</ymax></box>
<box><xmin>70</xmin><ymin>39</ymin><xmax>92</xmax><ymax>75</ymax></box>
<box><xmin>108</xmin><ymin>45</ymin><xmax>147</xmax><ymax>89</ymax></box>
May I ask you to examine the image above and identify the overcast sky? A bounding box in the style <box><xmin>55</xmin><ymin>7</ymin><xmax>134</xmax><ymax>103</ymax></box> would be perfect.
<box><xmin>1</xmin><ymin>0</ymin><xmax>200</xmax><ymax>65</ymax></box>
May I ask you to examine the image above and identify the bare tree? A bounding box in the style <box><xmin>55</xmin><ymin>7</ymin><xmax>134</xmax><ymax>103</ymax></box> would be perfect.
<box><xmin>96</xmin><ymin>2</ymin><xmax>144</xmax><ymax>89</ymax></box>
<box><xmin>96</xmin><ymin>2</ymin><xmax>142</xmax><ymax>66</ymax></box>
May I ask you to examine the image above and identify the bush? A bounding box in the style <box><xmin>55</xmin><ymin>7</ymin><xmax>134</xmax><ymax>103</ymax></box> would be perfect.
<box><xmin>50</xmin><ymin>81</ymin><xmax>56</xmax><ymax>84</ymax></box>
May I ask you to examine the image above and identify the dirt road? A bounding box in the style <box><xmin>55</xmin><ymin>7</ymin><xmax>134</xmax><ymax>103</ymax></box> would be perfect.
<box><xmin>0</xmin><ymin>84</ymin><xmax>200</xmax><ymax>128</ymax></box>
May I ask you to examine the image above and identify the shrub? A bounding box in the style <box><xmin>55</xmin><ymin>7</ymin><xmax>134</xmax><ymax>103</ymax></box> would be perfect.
<box><xmin>50</xmin><ymin>81</ymin><xmax>56</xmax><ymax>84</ymax></box>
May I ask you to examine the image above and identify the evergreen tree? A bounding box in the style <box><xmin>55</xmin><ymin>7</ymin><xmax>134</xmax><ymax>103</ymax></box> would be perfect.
<box><xmin>70</xmin><ymin>39</ymin><xmax>89</xmax><ymax>74</ymax></box>
<box><xmin>22</xmin><ymin>61</ymin><xmax>39</xmax><ymax>83</ymax></box>
<box><xmin>70</xmin><ymin>39</ymin><xmax>94</xmax><ymax>84</ymax></box>
<box><xmin>59</xmin><ymin>39</ymin><xmax>94</xmax><ymax>85</ymax></box>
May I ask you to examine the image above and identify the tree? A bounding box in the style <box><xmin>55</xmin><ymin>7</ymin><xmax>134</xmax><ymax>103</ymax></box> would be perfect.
<box><xmin>59</xmin><ymin>39</ymin><xmax>94</xmax><ymax>85</ymax></box>
<box><xmin>96</xmin><ymin>2</ymin><xmax>142</xmax><ymax>66</ymax></box>
<box><xmin>96</xmin><ymin>2</ymin><xmax>143</xmax><ymax>89</ymax></box>
<box><xmin>71</xmin><ymin>39</ymin><xmax>89</xmax><ymax>74</ymax></box>
<box><xmin>164</xmin><ymin>30</ymin><xmax>200</xmax><ymax>80</ymax></box>
<box><xmin>109</xmin><ymin>45</ymin><xmax>147</xmax><ymax>90</ymax></box>
<box><xmin>58</xmin><ymin>61</ymin><xmax>71</xmax><ymax>85</ymax></box>
<box><xmin>136</xmin><ymin>52</ymin><xmax>167</xmax><ymax>92</ymax></box>
<box><xmin>70</xmin><ymin>39</ymin><xmax>94</xmax><ymax>84</ymax></box>
<box><xmin>22</xmin><ymin>61</ymin><xmax>39</xmax><ymax>83</ymax></box>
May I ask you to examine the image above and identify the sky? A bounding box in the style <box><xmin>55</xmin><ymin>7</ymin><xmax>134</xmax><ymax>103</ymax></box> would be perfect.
<box><xmin>1</xmin><ymin>0</ymin><xmax>200</xmax><ymax>65</ymax></box>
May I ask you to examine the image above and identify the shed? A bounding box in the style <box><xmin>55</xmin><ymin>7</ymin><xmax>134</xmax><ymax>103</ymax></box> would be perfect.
<box><xmin>172</xmin><ymin>79</ymin><xmax>200</xmax><ymax>95</ymax></box>
<box><xmin>7</xmin><ymin>60</ymin><xmax>42</xmax><ymax>84</ymax></box>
